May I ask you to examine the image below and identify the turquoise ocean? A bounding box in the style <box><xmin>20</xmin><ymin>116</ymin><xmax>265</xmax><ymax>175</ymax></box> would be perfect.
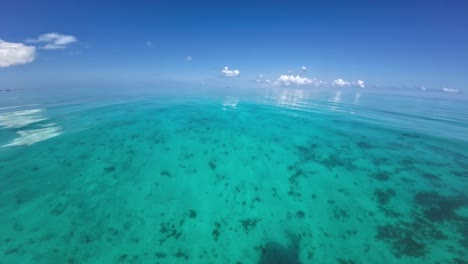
<box><xmin>0</xmin><ymin>85</ymin><xmax>467</xmax><ymax>263</ymax></box>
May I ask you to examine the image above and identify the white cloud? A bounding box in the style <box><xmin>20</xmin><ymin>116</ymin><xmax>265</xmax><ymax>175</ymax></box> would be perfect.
<box><xmin>185</xmin><ymin>56</ymin><xmax>192</xmax><ymax>61</ymax></box>
<box><xmin>332</xmin><ymin>79</ymin><xmax>366</xmax><ymax>88</ymax></box>
<box><xmin>355</xmin><ymin>80</ymin><xmax>365</xmax><ymax>88</ymax></box>
<box><xmin>442</xmin><ymin>88</ymin><xmax>459</xmax><ymax>93</ymax></box>
<box><xmin>332</xmin><ymin>78</ymin><xmax>351</xmax><ymax>87</ymax></box>
<box><xmin>0</xmin><ymin>40</ymin><xmax>36</xmax><ymax>68</ymax></box>
<box><xmin>277</xmin><ymin>75</ymin><xmax>314</xmax><ymax>86</ymax></box>
<box><xmin>222</xmin><ymin>66</ymin><xmax>240</xmax><ymax>77</ymax></box>
<box><xmin>28</xmin><ymin>33</ymin><xmax>77</xmax><ymax>50</ymax></box>
<box><xmin>301</xmin><ymin>66</ymin><xmax>307</xmax><ymax>71</ymax></box>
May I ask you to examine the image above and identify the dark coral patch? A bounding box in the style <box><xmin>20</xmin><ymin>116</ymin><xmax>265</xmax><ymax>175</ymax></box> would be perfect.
<box><xmin>258</xmin><ymin>236</ymin><xmax>301</xmax><ymax>264</ymax></box>
<box><xmin>414</xmin><ymin>192</ymin><xmax>468</xmax><ymax>222</ymax></box>
<box><xmin>401</xmin><ymin>158</ymin><xmax>415</xmax><ymax>166</ymax></box>
<box><xmin>376</xmin><ymin>224</ymin><xmax>427</xmax><ymax>258</ymax></box>
<box><xmin>296</xmin><ymin>211</ymin><xmax>305</xmax><ymax>219</ymax></box>
<box><xmin>104</xmin><ymin>166</ymin><xmax>116</xmax><ymax>173</ymax></box>
<box><xmin>337</xmin><ymin>259</ymin><xmax>357</xmax><ymax>264</ymax></box>
<box><xmin>371</xmin><ymin>171</ymin><xmax>390</xmax><ymax>181</ymax></box>
<box><xmin>188</xmin><ymin>210</ymin><xmax>197</xmax><ymax>218</ymax></box>
<box><xmin>240</xmin><ymin>218</ymin><xmax>259</xmax><ymax>234</ymax></box>
<box><xmin>452</xmin><ymin>170</ymin><xmax>468</xmax><ymax>178</ymax></box>
<box><xmin>212</xmin><ymin>222</ymin><xmax>221</xmax><ymax>241</ymax></box>
<box><xmin>208</xmin><ymin>161</ymin><xmax>216</xmax><ymax>170</ymax></box>
<box><xmin>376</xmin><ymin>218</ymin><xmax>448</xmax><ymax>258</ymax></box>
<box><xmin>212</xmin><ymin>228</ymin><xmax>220</xmax><ymax>241</ymax></box>
<box><xmin>155</xmin><ymin>252</ymin><xmax>167</xmax><ymax>258</ymax></box>
<box><xmin>458</xmin><ymin>222</ymin><xmax>468</xmax><ymax>250</ymax></box>
<box><xmin>159</xmin><ymin>221</ymin><xmax>182</xmax><ymax>244</ymax></box>
<box><xmin>296</xmin><ymin>143</ymin><xmax>318</xmax><ymax>162</ymax></box>
<box><xmin>288</xmin><ymin>169</ymin><xmax>304</xmax><ymax>185</ymax></box>
<box><xmin>451</xmin><ymin>258</ymin><xmax>468</xmax><ymax>264</ymax></box>
<box><xmin>357</xmin><ymin>141</ymin><xmax>374</xmax><ymax>149</ymax></box>
<box><xmin>374</xmin><ymin>188</ymin><xmax>396</xmax><ymax>206</ymax></box>
<box><xmin>332</xmin><ymin>208</ymin><xmax>350</xmax><ymax>221</ymax></box>
<box><xmin>160</xmin><ymin>170</ymin><xmax>171</xmax><ymax>177</ymax></box>
<box><xmin>421</xmin><ymin>173</ymin><xmax>440</xmax><ymax>181</ymax></box>
<box><xmin>173</xmin><ymin>249</ymin><xmax>189</xmax><ymax>260</ymax></box>
<box><xmin>321</xmin><ymin>154</ymin><xmax>356</xmax><ymax>171</ymax></box>
<box><xmin>371</xmin><ymin>157</ymin><xmax>391</xmax><ymax>166</ymax></box>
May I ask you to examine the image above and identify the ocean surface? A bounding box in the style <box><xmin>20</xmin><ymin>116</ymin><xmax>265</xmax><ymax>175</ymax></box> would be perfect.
<box><xmin>0</xmin><ymin>85</ymin><xmax>467</xmax><ymax>264</ymax></box>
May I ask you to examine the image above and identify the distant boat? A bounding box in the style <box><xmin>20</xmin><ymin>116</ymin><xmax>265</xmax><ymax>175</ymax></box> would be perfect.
<box><xmin>0</xmin><ymin>88</ymin><xmax>24</xmax><ymax>92</ymax></box>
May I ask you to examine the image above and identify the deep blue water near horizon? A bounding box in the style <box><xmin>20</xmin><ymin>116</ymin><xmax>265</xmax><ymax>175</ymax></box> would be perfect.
<box><xmin>0</xmin><ymin>85</ymin><xmax>467</xmax><ymax>263</ymax></box>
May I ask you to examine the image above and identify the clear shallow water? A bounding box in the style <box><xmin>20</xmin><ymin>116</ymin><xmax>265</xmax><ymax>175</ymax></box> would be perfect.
<box><xmin>0</xmin><ymin>86</ymin><xmax>467</xmax><ymax>263</ymax></box>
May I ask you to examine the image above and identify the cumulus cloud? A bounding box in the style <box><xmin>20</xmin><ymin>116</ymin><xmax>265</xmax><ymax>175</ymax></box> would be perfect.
<box><xmin>355</xmin><ymin>80</ymin><xmax>365</xmax><ymax>88</ymax></box>
<box><xmin>277</xmin><ymin>75</ymin><xmax>314</xmax><ymax>86</ymax></box>
<box><xmin>0</xmin><ymin>40</ymin><xmax>36</xmax><ymax>68</ymax></box>
<box><xmin>332</xmin><ymin>78</ymin><xmax>366</xmax><ymax>88</ymax></box>
<box><xmin>185</xmin><ymin>56</ymin><xmax>192</xmax><ymax>61</ymax></box>
<box><xmin>222</xmin><ymin>66</ymin><xmax>240</xmax><ymax>77</ymax></box>
<box><xmin>28</xmin><ymin>33</ymin><xmax>77</xmax><ymax>50</ymax></box>
<box><xmin>301</xmin><ymin>66</ymin><xmax>307</xmax><ymax>71</ymax></box>
<box><xmin>332</xmin><ymin>78</ymin><xmax>351</xmax><ymax>87</ymax></box>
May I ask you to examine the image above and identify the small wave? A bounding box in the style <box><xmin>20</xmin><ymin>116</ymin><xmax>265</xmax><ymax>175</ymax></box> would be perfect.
<box><xmin>222</xmin><ymin>96</ymin><xmax>239</xmax><ymax>109</ymax></box>
<box><xmin>3</xmin><ymin>125</ymin><xmax>62</xmax><ymax>147</ymax></box>
<box><xmin>0</xmin><ymin>104</ymin><xmax>40</xmax><ymax>110</ymax></box>
<box><xmin>0</xmin><ymin>109</ymin><xmax>47</xmax><ymax>128</ymax></box>
<box><xmin>0</xmin><ymin>107</ymin><xmax>64</xmax><ymax>147</ymax></box>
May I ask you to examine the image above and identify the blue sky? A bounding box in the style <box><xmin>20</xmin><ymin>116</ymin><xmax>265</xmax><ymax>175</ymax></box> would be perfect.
<box><xmin>1</xmin><ymin>0</ymin><xmax>467</xmax><ymax>90</ymax></box>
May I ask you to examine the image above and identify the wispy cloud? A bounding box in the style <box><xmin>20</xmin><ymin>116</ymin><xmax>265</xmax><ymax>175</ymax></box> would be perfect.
<box><xmin>0</xmin><ymin>40</ymin><xmax>36</xmax><ymax>68</ymax></box>
<box><xmin>442</xmin><ymin>87</ymin><xmax>459</xmax><ymax>93</ymax></box>
<box><xmin>256</xmin><ymin>74</ymin><xmax>264</xmax><ymax>82</ymax></box>
<box><xmin>222</xmin><ymin>66</ymin><xmax>240</xmax><ymax>77</ymax></box>
<box><xmin>185</xmin><ymin>56</ymin><xmax>192</xmax><ymax>61</ymax></box>
<box><xmin>27</xmin><ymin>33</ymin><xmax>77</xmax><ymax>50</ymax></box>
<box><xmin>146</xmin><ymin>41</ymin><xmax>153</xmax><ymax>47</ymax></box>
